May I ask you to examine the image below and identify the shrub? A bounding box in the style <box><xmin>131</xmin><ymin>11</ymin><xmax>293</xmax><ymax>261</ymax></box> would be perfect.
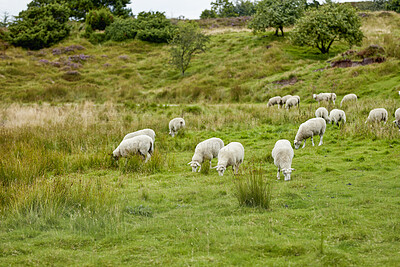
<box><xmin>86</xmin><ymin>8</ymin><xmax>114</xmax><ymax>31</ymax></box>
<box><xmin>234</xmin><ymin>169</ymin><xmax>272</xmax><ymax>209</ymax></box>
<box><xmin>105</xmin><ymin>18</ymin><xmax>137</xmax><ymax>42</ymax></box>
<box><xmin>135</xmin><ymin>11</ymin><xmax>175</xmax><ymax>43</ymax></box>
<box><xmin>8</xmin><ymin>3</ymin><xmax>70</xmax><ymax>50</ymax></box>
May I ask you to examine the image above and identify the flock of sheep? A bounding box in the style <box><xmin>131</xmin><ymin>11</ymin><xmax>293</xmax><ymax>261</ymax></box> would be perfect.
<box><xmin>112</xmin><ymin>92</ymin><xmax>400</xmax><ymax>180</ymax></box>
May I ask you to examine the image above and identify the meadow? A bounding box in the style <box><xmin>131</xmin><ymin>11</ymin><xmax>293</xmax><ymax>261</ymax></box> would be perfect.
<box><xmin>0</xmin><ymin>11</ymin><xmax>400</xmax><ymax>266</ymax></box>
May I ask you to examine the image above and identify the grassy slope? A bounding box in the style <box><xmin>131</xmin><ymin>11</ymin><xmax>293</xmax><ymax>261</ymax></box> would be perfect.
<box><xmin>0</xmin><ymin>11</ymin><xmax>400</xmax><ymax>266</ymax></box>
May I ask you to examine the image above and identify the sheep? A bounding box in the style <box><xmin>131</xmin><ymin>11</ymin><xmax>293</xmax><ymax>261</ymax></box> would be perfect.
<box><xmin>393</xmin><ymin>108</ymin><xmax>400</xmax><ymax>131</ymax></box>
<box><xmin>188</xmin><ymin>137</ymin><xmax>224</xmax><ymax>172</ymax></box>
<box><xmin>285</xmin><ymin>97</ymin><xmax>299</xmax><ymax>109</ymax></box>
<box><xmin>329</xmin><ymin>109</ymin><xmax>346</xmax><ymax>126</ymax></box>
<box><xmin>214</xmin><ymin>142</ymin><xmax>244</xmax><ymax>176</ymax></box>
<box><xmin>123</xmin><ymin>129</ymin><xmax>156</xmax><ymax>142</ymax></box>
<box><xmin>169</xmin><ymin>117</ymin><xmax>185</xmax><ymax>137</ymax></box>
<box><xmin>365</xmin><ymin>108</ymin><xmax>388</xmax><ymax>124</ymax></box>
<box><xmin>280</xmin><ymin>95</ymin><xmax>293</xmax><ymax>106</ymax></box>
<box><xmin>113</xmin><ymin>135</ymin><xmax>153</xmax><ymax>163</ymax></box>
<box><xmin>313</xmin><ymin>93</ymin><xmax>337</xmax><ymax>105</ymax></box>
<box><xmin>294</xmin><ymin>118</ymin><xmax>326</xmax><ymax>149</ymax></box>
<box><xmin>340</xmin><ymin>93</ymin><xmax>357</xmax><ymax>107</ymax></box>
<box><xmin>315</xmin><ymin>107</ymin><xmax>331</xmax><ymax>123</ymax></box>
<box><xmin>267</xmin><ymin>96</ymin><xmax>282</xmax><ymax>108</ymax></box>
<box><xmin>292</xmin><ymin>95</ymin><xmax>300</xmax><ymax>106</ymax></box>
<box><xmin>271</xmin><ymin>140</ymin><xmax>295</xmax><ymax>181</ymax></box>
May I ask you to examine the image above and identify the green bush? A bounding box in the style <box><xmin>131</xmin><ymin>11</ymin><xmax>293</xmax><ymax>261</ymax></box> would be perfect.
<box><xmin>8</xmin><ymin>3</ymin><xmax>70</xmax><ymax>50</ymax></box>
<box><xmin>86</xmin><ymin>8</ymin><xmax>114</xmax><ymax>31</ymax></box>
<box><xmin>135</xmin><ymin>11</ymin><xmax>175</xmax><ymax>43</ymax></box>
<box><xmin>105</xmin><ymin>18</ymin><xmax>137</xmax><ymax>42</ymax></box>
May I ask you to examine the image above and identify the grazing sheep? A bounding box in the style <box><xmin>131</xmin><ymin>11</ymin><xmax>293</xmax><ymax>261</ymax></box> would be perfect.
<box><xmin>340</xmin><ymin>93</ymin><xmax>358</xmax><ymax>107</ymax></box>
<box><xmin>271</xmin><ymin>140</ymin><xmax>295</xmax><ymax>181</ymax></box>
<box><xmin>292</xmin><ymin>95</ymin><xmax>300</xmax><ymax>106</ymax></box>
<box><xmin>313</xmin><ymin>93</ymin><xmax>337</xmax><ymax>105</ymax></box>
<box><xmin>267</xmin><ymin>96</ymin><xmax>282</xmax><ymax>108</ymax></box>
<box><xmin>365</xmin><ymin>108</ymin><xmax>388</xmax><ymax>124</ymax></box>
<box><xmin>188</xmin><ymin>137</ymin><xmax>224</xmax><ymax>172</ymax></box>
<box><xmin>113</xmin><ymin>135</ymin><xmax>153</xmax><ymax>163</ymax></box>
<box><xmin>214</xmin><ymin>142</ymin><xmax>244</xmax><ymax>176</ymax></box>
<box><xmin>123</xmin><ymin>129</ymin><xmax>155</xmax><ymax>141</ymax></box>
<box><xmin>315</xmin><ymin>107</ymin><xmax>331</xmax><ymax>123</ymax></box>
<box><xmin>280</xmin><ymin>95</ymin><xmax>293</xmax><ymax>106</ymax></box>
<box><xmin>393</xmin><ymin>108</ymin><xmax>400</xmax><ymax>131</ymax></box>
<box><xmin>285</xmin><ymin>97</ymin><xmax>299</xmax><ymax>109</ymax></box>
<box><xmin>169</xmin><ymin>117</ymin><xmax>185</xmax><ymax>137</ymax></box>
<box><xmin>329</xmin><ymin>109</ymin><xmax>346</xmax><ymax>126</ymax></box>
<box><xmin>294</xmin><ymin>118</ymin><xmax>326</xmax><ymax>149</ymax></box>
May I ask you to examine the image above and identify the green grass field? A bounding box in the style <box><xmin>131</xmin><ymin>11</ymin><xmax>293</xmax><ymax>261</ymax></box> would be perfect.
<box><xmin>1</xmin><ymin>11</ymin><xmax>400</xmax><ymax>266</ymax></box>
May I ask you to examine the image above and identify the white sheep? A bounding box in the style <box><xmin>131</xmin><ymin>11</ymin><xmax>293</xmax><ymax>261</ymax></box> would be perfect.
<box><xmin>292</xmin><ymin>95</ymin><xmax>300</xmax><ymax>106</ymax></box>
<box><xmin>280</xmin><ymin>95</ymin><xmax>292</xmax><ymax>106</ymax></box>
<box><xmin>313</xmin><ymin>93</ymin><xmax>337</xmax><ymax>105</ymax></box>
<box><xmin>214</xmin><ymin>142</ymin><xmax>244</xmax><ymax>176</ymax></box>
<box><xmin>285</xmin><ymin>97</ymin><xmax>299</xmax><ymax>109</ymax></box>
<box><xmin>315</xmin><ymin>107</ymin><xmax>331</xmax><ymax>123</ymax></box>
<box><xmin>294</xmin><ymin>118</ymin><xmax>326</xmax><ymax>149</ymax></box>
<box><xmin>271</xmin><ymin>140</ymin><xmax>295</xmax><ymax>181</ymax></box>
<box><xmin>365</xmin><ymin>108</ymin><xmax>388</xmax><ymax>124</ymax></box>
<box><xmin>340</xmin><ymin>93</ymin><xmax>357</xmax><ymax>107</ymax></box>
<box><xmin>113</xmin><ymin>135</ymin><xmax>153</xmax><ymax>162</ymax></box>
<box><xmin>188</xmin><ymin>137</ymin><xmax>224</xmax><ymax>172</ymax></box>
<box><xmin>393</xmin><ymin>108</ymin><xmax>400</xmax><ymax>131</ymax></box>
<box><xmin>267</xmin><ymin>96</ymin><xmax>282</xmax><ymax>108</ymax></box>
<box><xmin>169</xmin><ymin>117</ymin><xmax>185</xmax><ymax>137</ymax></box>
<box><xmin>329</xmin><ymin>109</ymin><xmax>346</xmax><ymax>126</ymax></box>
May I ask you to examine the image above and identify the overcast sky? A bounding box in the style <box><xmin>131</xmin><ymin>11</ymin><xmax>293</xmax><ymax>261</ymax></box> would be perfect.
<box><xmin>0</xmin><ymin>0</ymin><xmax>368</xmax><ymax>20</ymax></box>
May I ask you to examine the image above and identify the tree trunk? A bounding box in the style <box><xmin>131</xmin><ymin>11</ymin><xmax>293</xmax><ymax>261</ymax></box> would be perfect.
<box><xmin>274</xmin><ymin>28</ymin><xmax>279</xmax><ymax>36</ymax></box>
<box><xmin>280</xmin><ymin>26</ymin><xmax>284</xmax><ymax>37</ymax></box>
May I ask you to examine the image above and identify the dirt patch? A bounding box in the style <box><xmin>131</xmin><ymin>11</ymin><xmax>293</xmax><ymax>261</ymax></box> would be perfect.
<box><xmin>330</xmin><ymin>45</ymin><xmax>386</xmax><ymax>68</ymax></box>
<box><xmin>273</xmin><ymin>76</ymin><xmax>298</xmax><ymax>86</ymax></box>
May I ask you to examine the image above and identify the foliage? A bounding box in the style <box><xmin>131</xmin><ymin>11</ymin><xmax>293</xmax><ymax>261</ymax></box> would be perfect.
<box><xmin>234</xmin><ymin>169</ymin><xmax>272</xmax><ymax>209</ymax></box>
<box><xmin>387</xmin><ymin>0</ymin><xmax>400</xmax><ymax>12</ymax></box>
<box><xmin>291</xmin><ymin>3</ymin><xmax>364</xmax><ymax>54</ymax></box>
<box><xmin>201</xmin><ymin>0</ymin><xmax>257</xmax><ymax>18</ymax></box>
<box><xmin>248</xmin><ymin>0</ymin><xmax>305</xmax><ymax>36</ymax></box>
<box><xmin>135</xmin><ymin>11</ymin><xmax>175</xmax><ymax>43</ymax></box>
<box><xmin>27</xmin><ymin>0</ymin><xmax>132</xmax><ymax>20</ymax></box>
<box><xmin>8</xmin><ymin>3</ymin><xmax>70</xmax><ymax>50</ymax></box>
<box><xmin>170</xmin><ymin>22</ymin><xmax>210</xmax><ymax>75</ymax></box>
<box><xmin>0</xmin><ymin>12</ymin><xmax>10</xmax><ymax>27</ymax></box>
<box><xmin>211</xmin><ymin>0</ymin><xmax>238</xmax><ymax>17</ymax></box>
<box><xmin>234</xmin><ymin>0</ymin><xmax>257</xmax><ymax>16</ymax></box>
<box><xmin>200</xmin><ymin>9</ymin><xmax>218</xmax><ymax>19</ymax></box>
<box><xmin>105</xmin><ymin>18</ymin><xmax>137</xmax><ymax>41</ymax></box>
<box><xmin>86</xmin><ymin>8</ymin><xmax>114</xmax><ymax>31</ymax></box>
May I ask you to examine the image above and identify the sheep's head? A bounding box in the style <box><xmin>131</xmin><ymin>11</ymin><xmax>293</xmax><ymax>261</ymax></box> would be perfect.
<box><xmin>293</xmin><ymin>140</ymin><xmax>301</xmax><ymax>149</ymax></box>
<box><xmin>214</xmin><ymin>165</ymin><xmax>226</xmax><ymax>176</ymax></box>
<box><xmin>112</xmin><ymin>152</ymin><xmax>119</xmax><ymax>161</ymax></box>
<box><xmin>188</xmin><ymin>161</ymin><xmax>201</xmax><ymax>172</ymax></box>
<box><xmin>313</xmin><ymin>94</ymin><xmax>317</xmax><ymax>99</ymax></box>
<box><xmin>282</xmin><ymin>168</ymin><xmax>295</xmax><ymax>181</ymax></box>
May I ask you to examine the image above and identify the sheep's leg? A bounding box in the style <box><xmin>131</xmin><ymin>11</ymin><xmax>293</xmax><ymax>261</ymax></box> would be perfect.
<box><xmin>302</xmin><ymin>139</ymin><xmax>306</xmax><ymax>148</ymax></box>
<box><xmin>311</xmin><ymin>135</ymin><xmax>315</xmax><ymax>146</ymax></box>
<box><xmin>198</xmin><ymin>165</ymin><xmax>202</xmax><ymax>172</ymax></box>
<box><xmin>319</xmin><ymin>134</ymin><xmax>324</xmax><ymax>146</ymax></box>
<box><xmin>144</xmin><ymin>153</ymin><xmax>151</xmax><ymax>163</ymax></box>
<box><xmin>209</xmin><ymin>160</ymin><xmax>212</xmax><ymax>169</ymax></box>
<box><xmin>277</xmin><ymin>168</ymin><xmax>280</xmax><ymax>179</ymax></box>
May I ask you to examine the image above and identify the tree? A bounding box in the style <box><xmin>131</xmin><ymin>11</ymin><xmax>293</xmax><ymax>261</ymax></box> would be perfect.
<box><xmin>291</xmin><ymin>3</ymin><xmax>364</xmax><ymax>54</ymax></box>
<box><xmin>8</xmin><ymin>3</ymin><xmax>70</xmax><ymax>50</ymax></box>
<box><xmin>211</xmin><ymin>0</ymin><xmax>238</xmax><ymax>17</ymax></box>
<box><xmin>135</xmin><ymin>11</ymin><xmax>175</xmax><ymax>43</ymax></box>
<box><xmin>200</xmin><ymin>9</ymin><xmax>218</xmax><ymax>19</ymax></box>
<box><xmin>170</xmin><ymin>22</ymin><xmax>210</xmax><ymax>75</ymax></box>
<box><xmin>233</xmin><ymin>0</ymin><xmax>257</xmax><ymax>16</ymax></box>
<box><xmin>248</xmin><ymin>0</ymin><xmax>305</xmax><ymax>37</ymax></box>
<box><xmin>26</xmin><ymin>0</ymin><xmax>131</xmax><ymax>20</ymax></box>
<box><xmin>387</xmin><ymin>0</ymin><xmax>400</xmax><ymax>12</ymax></box>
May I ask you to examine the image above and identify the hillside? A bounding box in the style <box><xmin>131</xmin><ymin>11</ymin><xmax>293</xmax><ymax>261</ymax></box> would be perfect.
<box><xmin>1</xmin><ymin>11</ymin><xmax>400</xmax><ymax>104</ymax></box>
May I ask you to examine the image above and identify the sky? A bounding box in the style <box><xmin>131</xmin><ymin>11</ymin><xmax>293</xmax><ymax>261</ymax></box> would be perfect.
<box><xmin>0</xmin><ymin>0</ymin><xmax>368</xmax><ymax>20</ymax></box>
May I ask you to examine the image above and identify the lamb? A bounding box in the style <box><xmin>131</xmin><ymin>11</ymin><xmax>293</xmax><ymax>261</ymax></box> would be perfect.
<box><xmin>294</xmin><ymin>118</ymin><xmax>326</xmax><ymax>149</ymax></box>
<box><xmin>271</xmin><ymin>140</ymin><xmax>295</xmax><ymax>181</ymax></box>
<box><xmin>123</xmin><ymin>129</ymin><xmax>155</xmax><ymax>141</ymax></box>
<box><xmin>392</xmin><ymin>108</ymin><xmax>400</xmax><ymax>131</ymax></box>
<box><xmin>169</xmin><ymin>117</ymin><xmax>185</xmax><ymax>137</ymax></box>
<box><xmin>214</xmin><ymin>142</ymin><xmax>244</xmax><ymax>176</ymax></box>
<box><xmin>313</xmin><ymin>93</ymin><xmax>337</xmax><ymax>105</ymax></box>
<box><xmin>188</xmin><ymin>137</ymin><xmax>224</xmax><ymax>172</ymax></box>
<box><xmin>340</xmin><ymin>93</ymin><xmax>357</xmax><ymax>107</ymax></box>
<box><xmin>315</xmin><ymin>107</ymin><xmax>330</xmax><ymax>123</ymax></box>
<box><xmin>365</xmin><ymin>108</ymin><xmax>388</xmax><ymax>124</ymax></box>
<box><xmin>285</xmin><ymin>97</ymin><xmax>299</xmax><ymax>109</ymax></box>
<box><xmin>267</xmin><ymin>96</ymin><xmax>282</xmax><ymax>108</ymax></box>
<box><xmin>329</xmin><ymin>109</ymin><xmax>346</xmax><ymax>126</ymax></box>
<box><xmin>292</xmin><ymin>95</ymin><xmax>300</xmax><ymax>106</ymax></box>
<box><xmin>113</xmin><ymin>135</ymin><xmax>153</xmax><ymax>163</ymax></box>
<box><xmin>280</xmin><ymin>95</ymin><xmax>293</xmax><ymax>106</ymax></box>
